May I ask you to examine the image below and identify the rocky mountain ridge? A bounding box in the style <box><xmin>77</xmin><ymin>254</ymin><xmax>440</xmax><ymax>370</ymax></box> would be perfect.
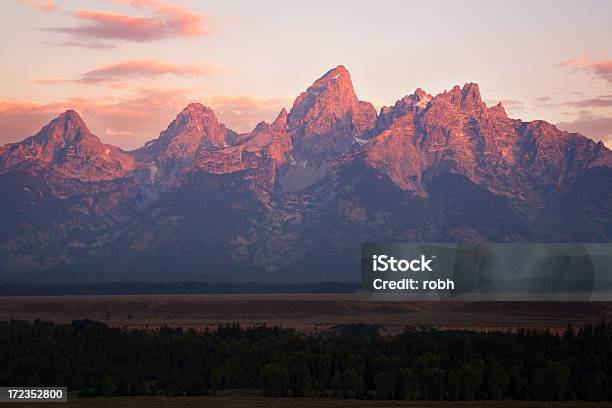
<box><xmin>1</xmin><ymin>65</ymin><xmax>610</xmax><ymax>282</ymax></box>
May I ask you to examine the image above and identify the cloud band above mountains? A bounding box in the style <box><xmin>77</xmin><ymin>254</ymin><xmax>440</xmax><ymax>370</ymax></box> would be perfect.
<box><xmin>41</xmin><ymin>0</ymin><xmax>214</xmax><ymax>48</ymax></box>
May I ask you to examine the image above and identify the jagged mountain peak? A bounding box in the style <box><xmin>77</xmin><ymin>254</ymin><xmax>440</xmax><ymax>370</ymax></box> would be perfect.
<box><xmin>168</xmin><ymin>102</ymin><xmax>219</xmax><ymax>132</ymax></box>
<box><xmin>489</xmin><ymin>102</ymin><xmax>508</xmax><ymax>117</ymax></box>
<box><xmin>1</xmin><ymin>68</ymin><xmax>612</xmax><ymax>281</ymax></box>
<box><xmin>280</xmin><ymin>66</ymin><xmax>376</xmax><ymax>191</ymax></box>
<box><xmin>376</xmin><ymin>88</ymin><xmax>433</xmax><ymax>132</ymax></box>
<box><xmin>178</xmin><ymin>102</ymin><xmax>215</xmax><ymax>116</ymax></box>
<box><xmin>397</xmin><ymin>88</ymin><xmax>433</xmax><ymax>108</ymax></box>
<box><xmin>287</xmin><ymin>65</ymin><xmax>360</xmax><ymax>129</ymax></box>
<box><xmin>272</xmin><ymin>108</ymin><xmax>288</xmax><ymax>129</ymax></box>
<box><xmin>0</xmin><ymin>109</ymin><xmax>132</xmax><ymax>179</ymax></box>
<box><xmin>286</xmin><ymin>64</ymin><xmax>376</xmax><ymax>140</ymax></box>
<box><xmin>23</xmin><ymin>109</ymin><xmax>102</xmax><ymax>156</ymax></box>
<box><xmin>460</xmin><ymin>82</ymin><xmax>483</xmax><ymax>105</ymax></box>
<box><xmin>438</xmin><ymin>82</ymin><xmax>484</xmax><ymax>110</ymax></box>
<box><xmin>57</xmin><ymin>109</ymin><xmax>84</xmax><ymax>123</ymax></box>
<box><xmin>311</xmin><ymin>65</ymin><xmax>351</xmax><ymax>88</ymax></box>
<box><xmin>413</xmin><ymin>87</ymin><xmax>428</xmax><ymax>99</ymax></box>
<box><xmin>34</xmin><ymin>109</ymin><xmax>94</xmax><ymax>145</ymax></box>
<box><xmin>143</xmin><ymin>102</ymin><xmax>236</xmax><ymax>164</ymax></box>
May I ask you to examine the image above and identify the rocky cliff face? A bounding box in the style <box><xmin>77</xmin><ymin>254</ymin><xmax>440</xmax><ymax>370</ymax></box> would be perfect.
<box><xmin>143</xmin><ymin>103</ymin><xmax>238</xmax><ymax>162</ymax></box>
<box><xmin>361</xmin><ymin>83</ymin><xmax>611</xmax><ymax>200</ymax></box>
<box><xmin>192</xmin><ymin>108</ymin><xmax>292</xmax><ymax>189</ymax></box>
<box><xmin>1</xmin><ymin>67</ymin><xmax>610</xmax><ymax>282</ymax></box>
<box><xmin>280</xmin><ymin>65</ymin><xmax>377</xmax><ymax>191</ymax></box>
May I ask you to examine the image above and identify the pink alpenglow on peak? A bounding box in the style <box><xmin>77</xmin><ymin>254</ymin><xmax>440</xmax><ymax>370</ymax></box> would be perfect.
<box><xmin>140</xmin><ymin>102</ymin><xmax>238</xmax><ymax>164</ymax></box>
<box><xmin>0</xmin><ymin>109</ymin><xmax>133</xmax><ymax>180</ymax></box>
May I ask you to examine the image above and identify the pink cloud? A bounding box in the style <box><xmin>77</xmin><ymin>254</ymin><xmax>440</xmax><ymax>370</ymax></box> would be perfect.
<box><xmin>106</xmin><ymin>128</ymin><xmax>133</xmax><ymax>136</ymax></box>
<box><xmin>590</xmin><ymin>60</ymin><xmax>612</xmax><ymax>84</ymax></box>
<box><xmin>563</xmin><ymin>96</ymin><xmax>612</xmax><ymax>108</ymax></box>
<box><xmin>48</xmin><ymin>39</ymin><xmax>115</xmax><ymax>49</ymax></box>
<box><xmin>32</xmin><ymin>78</ymin><xmax>66</xmax><ymax>85</ymax></box>
<box><xmin>21</xmin><ymin>0</ymin><xmax>57</xmax><ymax>12</ymax></box>
<box><xmin>33</xmin><ymin>59</ymin><xmax>218</xmax><ymax>87</ymax></box>
<box><xmin>558</xmin><ymin>56</ymin><xmax>590</xmax><ymax>68</ymax></box>
<box><xmin>77</xmin><ymin>59</ymin><xmax>217</xmax><ymax>84</ymax></box>
<box><xmin>44</xmin><ymin>0</ymin><xmax>214</xmax><ymax>47</ymax></box>
<box><xmin>534</xmin><ymin>94</ymin><xmax>612</xmax><ymax>109</ymax></box>
<box><xmin>560</xmin><ymin>57</ymin><xmax>612</xmax><ymax>84</ymax></box>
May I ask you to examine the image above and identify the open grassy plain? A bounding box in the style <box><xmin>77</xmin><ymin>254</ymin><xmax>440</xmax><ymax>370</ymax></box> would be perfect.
<box><xmin>1</xmin><ymin>294</ymin><xmax>611</xmax><ymax>333</ymax></box>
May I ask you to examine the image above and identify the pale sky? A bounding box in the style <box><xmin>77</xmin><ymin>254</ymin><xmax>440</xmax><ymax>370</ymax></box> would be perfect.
<box><xmin>1</xmin><ymin>0</ymin><xmax>611</xmax><ymax>149</ymax></box>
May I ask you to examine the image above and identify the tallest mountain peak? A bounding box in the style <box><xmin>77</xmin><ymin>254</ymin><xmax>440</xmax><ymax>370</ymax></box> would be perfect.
<box><xmin>287</xmin><ymin>65</ymin><xmax>376</xmax><ymax>139</ymax></box>
<box><xmin>281</xmin><ymin>65</ymin><xmax>377</xmax><ymax>190</ymax></box>
<box><xmin>310</xmin><ymin>64</ymin><xmax>353</xmax><ymax>91</ymax></box>
<box><xmin>288</xmin><ymin>65</ymin><xmax>361</xmax><ymax>130</ymax></box>
<box><xmin>320</xmin><ymin>64</ymin><xmax>349</xmax><ymax>78</ymax></box>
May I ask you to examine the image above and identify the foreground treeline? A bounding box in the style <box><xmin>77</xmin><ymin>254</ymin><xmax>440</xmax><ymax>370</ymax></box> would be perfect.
<box><xmin>1</xmin><ymin>320</ymin><xmax>612</xmax><ymax>401</ymax></box>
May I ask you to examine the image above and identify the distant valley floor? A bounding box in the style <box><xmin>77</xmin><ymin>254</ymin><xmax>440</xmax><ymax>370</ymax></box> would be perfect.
<box><xmin>1</xmin><ymin>294</ymin><xmax>611</xmax><ymax>333</ymax></box>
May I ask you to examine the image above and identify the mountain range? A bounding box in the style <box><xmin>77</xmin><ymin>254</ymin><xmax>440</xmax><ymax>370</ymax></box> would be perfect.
<box><xmin>1</xmin><ymin>65</ymin><xmax>611</xmax><ymax>282</ymax></box>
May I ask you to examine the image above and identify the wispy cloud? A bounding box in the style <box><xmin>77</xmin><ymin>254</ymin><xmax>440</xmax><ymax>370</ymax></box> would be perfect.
<box><xmin>558</xmin><ymin>56</ymin><xmax>590</xmax><ymax>68</ymax></box>
<box><xmin>563</xmin><ymin>96</ymin><xmax>612</xmax><ymax>108</ymax></box>
<box><xmin>43</xmin><ymin>0</ymin><xmax>214</xmax><ymax>48</ymax></box>
<box><xmin>106</xmin><ymin>128</ymin><xmax>133</xmax><ymax>136</ymax></box>
<box><xmin>32</xmin><ymin>78</ymin><xmax>66</xmax><ymax>85</ymax></box>
<box><xmin>21</xmin><ymin>0</ymin><xmax>57</xmax><ymax>12</ymax></box>
<box><xmin>560</xmin><ymin>57</ymin><xmax>612</xmax><ymax>85</ymax></box>
<box><xmin>47</xmin><ymin>39</ymin><xmax>116</xmax><ymax>49</ymax></box>
<box><xmin>557</xmin><ymin>114</ymin><xmax>612</xmax><ymax>148</ymax></box>
<box><xmin>590</xmin><ymin>60</ymin><xmax>612</xmax><ymax>84</ymax></box>
<box><xmin>77</xmin><ymin>59</ymin><xmax>217</xmax><ymax>84</ymax></box>
<box><xmin>33</xmin><ymin>59</ymin><xmax>218</xmax><ymax>86</ymax></box>
<box><xmin>535</xmin><ymin>96</ymin><xmax>552</xmax><ymax>105</ymax></box>
<box><xmin>535</xmin><ymin>94</ymin><xmax>612</xmax><ymax>109</ymax></box>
